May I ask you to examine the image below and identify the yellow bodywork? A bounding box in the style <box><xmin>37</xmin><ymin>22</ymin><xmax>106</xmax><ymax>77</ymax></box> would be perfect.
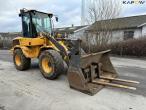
<box><xmin>11</xmin><ymin>36</ymin><xmax>69</xmax><ymax>59</ymax></box>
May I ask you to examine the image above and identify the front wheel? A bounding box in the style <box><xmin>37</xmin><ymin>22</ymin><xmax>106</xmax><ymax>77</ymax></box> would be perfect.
<box><xmin>13</xmin><ymin>49</ymin><xmax>31</xmax><ymax>71</ymax></box>
<box><xmin>39</xmin><ymin>50</ymin><xmax>65</xmax><ymax>80</ymax></box>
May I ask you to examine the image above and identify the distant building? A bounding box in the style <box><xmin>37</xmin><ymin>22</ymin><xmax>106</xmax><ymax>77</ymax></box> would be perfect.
<box><xmin>86</xmin><ymin>15</ymin><xmax>146</xmax><ymax>43</ymax></box>
<box><xmin>66</xmin><ymin>15</ymin><xmax>146</xmax><ymax>45</ymax></box>
<box><xmin>54</xmin><ymin>25</ymin><xmax>88</xmax><ymax>38</ymax></box>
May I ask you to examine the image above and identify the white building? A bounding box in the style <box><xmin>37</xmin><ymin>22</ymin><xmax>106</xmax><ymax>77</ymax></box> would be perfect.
<box><xmin>73</xmin><ymin>15</ymin><xmax>146</xmax><ymax>45</ymax></box>
<box><xmin>54</xmin><ymin>25</ymin><xmax>88</xmax><ymax>38</ymax></box>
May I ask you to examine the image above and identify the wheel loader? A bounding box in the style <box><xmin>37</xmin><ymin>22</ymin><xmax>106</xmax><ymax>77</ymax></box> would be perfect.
<box><xmin>11</xmin><ymin>9</ymin><xmax>139</xmax><ymax>95</ymax></box>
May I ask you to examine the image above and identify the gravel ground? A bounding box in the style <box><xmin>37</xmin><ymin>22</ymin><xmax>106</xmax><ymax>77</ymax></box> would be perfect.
<box><xmin>0</xmin><ymin>50</ymin><xmax>146</xmax><ymax>110</ymax></box>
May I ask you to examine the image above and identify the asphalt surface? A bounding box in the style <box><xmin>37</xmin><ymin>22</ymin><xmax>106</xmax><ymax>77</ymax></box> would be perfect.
<box><xmin>0</xmin><ymin>50</ymin><xmax>12</xmax><ymax>62</ymax></box>
<box><xmin>0</xmin><ymin>50</ymin><xmax>146</xmax><ymax>110</ymax></box>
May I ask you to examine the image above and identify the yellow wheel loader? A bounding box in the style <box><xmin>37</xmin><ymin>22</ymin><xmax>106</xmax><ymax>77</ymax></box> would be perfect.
<box><xmin>11</xmin><ymin>9</ymin><xmax>139</xmax><ymax>95</ymax></box>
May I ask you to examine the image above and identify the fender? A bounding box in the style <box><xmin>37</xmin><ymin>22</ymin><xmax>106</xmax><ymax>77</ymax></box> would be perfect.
<box><xmin>12</xmin><ymin>45</ymin><xmax>40</xmax><ymax>58</ymax></box>
<box><xmin>40</xmin><ymin>45</ymin><xmax>69</xmax><ymax>61</ymax></box>
<box><xmin>39</xmin><ymin>45</ymin><xmax>59</xmax><ymax>56</ymax></box>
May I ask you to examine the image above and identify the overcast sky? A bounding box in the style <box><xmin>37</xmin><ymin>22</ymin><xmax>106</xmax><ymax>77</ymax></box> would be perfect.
<box><xmin>0</xmin><ymin>0</ymin><xmax>146</xmax><ymax>32</ymax></box>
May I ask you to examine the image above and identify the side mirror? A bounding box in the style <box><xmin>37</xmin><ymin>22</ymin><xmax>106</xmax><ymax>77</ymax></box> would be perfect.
<box><xmin>19</xmin><ymin>14</ymin><xmax>21</xmax><ymax>17</ymax></box>
<box><xmin>55</xmin><ymin>17</ymin><xmax>58</xmax><ymax>22</ymax></box>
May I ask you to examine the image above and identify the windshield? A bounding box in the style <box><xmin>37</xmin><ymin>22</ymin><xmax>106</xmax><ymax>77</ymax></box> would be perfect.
<box><xmin>31</xmin><ymin>12</ymin><xmax>52</xmax><ymax>34</ymax></box>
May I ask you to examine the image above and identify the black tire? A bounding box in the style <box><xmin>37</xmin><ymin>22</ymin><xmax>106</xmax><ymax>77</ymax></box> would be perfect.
<box><xmin>39</xmin><ymin>50</ymin><xmax>65</xmax><ymax>80</ymax></box>
<box><xmin>13</xmin><ymin>49</ymin><xmax>31</xmax><ymax>71</ymax></box>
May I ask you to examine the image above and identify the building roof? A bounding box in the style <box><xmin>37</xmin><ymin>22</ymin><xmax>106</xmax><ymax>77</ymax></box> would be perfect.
<box><xmin>54</xmin><ymin>25</ymin><xmax>88</xmax><ymax>34</ymax></box>
<box><xmin>87</xmin><ymin>15</ymin><xmax>146</xmax><ymax>32</ymax></box>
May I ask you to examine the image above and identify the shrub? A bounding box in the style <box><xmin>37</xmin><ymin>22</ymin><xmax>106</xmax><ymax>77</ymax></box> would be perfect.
<box><xmin>81</xmin><ymin>37</ymin><xmax>146</xmax><ymax>57</ymax></box>
<box><xmin>0</xmin><ymin>40</ymin><xmax>3</xmax><ymax>49</ymax></box>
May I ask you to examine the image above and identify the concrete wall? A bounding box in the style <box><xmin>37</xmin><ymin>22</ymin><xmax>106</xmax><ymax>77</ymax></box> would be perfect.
<box><xmin>111</xmin><ymin>28</ymin><xmax>143</xmax><ymax>42</ymax></box>
<box><xmin>72</xmin><ymin>27</ymin><xmax>144</xmax><ymax>45</ymax></box>
<box><xmin>134</xmin><ymin>29</ymin><xmax>142</xmax><ymax>38</ymax></box>
<box><xmin>111</xmin><ymin>30</ymin><xmax>123</xmax><ymax>42</ymax></box>
<box><xmin>73</xmin><ymin>29</ymin><xmax>124</xmax><ymax>44</ymax></box>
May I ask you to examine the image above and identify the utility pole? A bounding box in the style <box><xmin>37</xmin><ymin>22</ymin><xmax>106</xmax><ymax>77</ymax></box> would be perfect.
<box><xmin>81</xmin><ymin>0</ymin><xmax>85</xmax><ymax>25</ymax></box>
<box><xmin>81</xmin><ymin>0</ymin><xmax>94</xmax><ymax>25</ymax></box>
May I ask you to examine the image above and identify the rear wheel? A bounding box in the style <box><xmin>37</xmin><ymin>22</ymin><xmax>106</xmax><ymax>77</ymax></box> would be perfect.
<box><xmin>13</xmin><ymin>49</ymin><xmax>31</xmax><ymax>70</ymax></box>
<box><xmin>39</xmin><ymin>50</ymin><xmax>65</xmax><ymax>80</ymax></box>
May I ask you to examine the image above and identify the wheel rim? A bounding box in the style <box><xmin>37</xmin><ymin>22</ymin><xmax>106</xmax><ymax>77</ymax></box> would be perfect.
<box><xmin>42</xmin><ymin>57</ymin><xmax>54</xmax><ymax>74</ymax></box>
<box><xmin>15</xmin><ymin>54</ymin><xmax>21</xmax><ymax>66</ymax></box>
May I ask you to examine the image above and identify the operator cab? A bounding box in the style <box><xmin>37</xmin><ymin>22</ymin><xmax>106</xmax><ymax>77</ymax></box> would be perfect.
<box><xmin>19</xmin><ymin>9</ymin><xmax>53</xmax><ymax>38</ymax></box>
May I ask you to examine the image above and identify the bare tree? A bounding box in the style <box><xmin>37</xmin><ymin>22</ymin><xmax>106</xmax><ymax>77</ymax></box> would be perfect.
<box><xmin>85</xmin><ymin>0</ymin><xmax>122</xmax><ymax>51</ymax></box>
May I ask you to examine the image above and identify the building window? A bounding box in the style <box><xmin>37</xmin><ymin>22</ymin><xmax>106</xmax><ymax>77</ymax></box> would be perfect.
<box><xmin>124</xmin><ymin>31</ymin><xmax>134</xmax><ymax>40</ymax></box>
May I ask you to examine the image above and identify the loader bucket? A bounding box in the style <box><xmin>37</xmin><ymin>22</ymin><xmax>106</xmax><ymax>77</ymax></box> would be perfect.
<box><xmin>67</xmin><ymin>50</ymin><xmax>139</xmax><ymax>95</ymax></box>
